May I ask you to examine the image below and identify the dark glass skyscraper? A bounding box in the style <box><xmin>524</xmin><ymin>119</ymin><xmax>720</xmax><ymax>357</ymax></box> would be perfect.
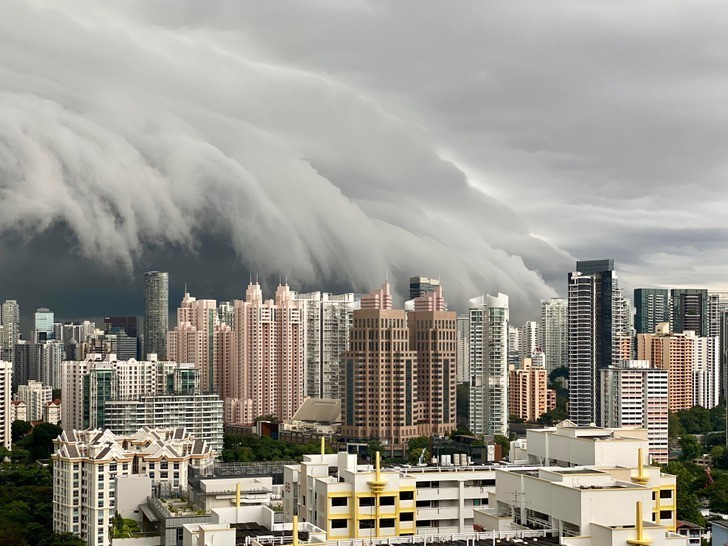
<box><xmin>569</xmin><ymin>259</ymin><xmax>629</xmax><ymax>426</ymax></box>
<box><xmin>409</xmin><ymin>276</ymin><xmax>440</xmax><ymax>300</ymax></box>
<box><xmin>671</xmin><ymin>288</ymin><xmax>708</xmax><ymax>336</ymax></box>
<box><xmin>143</xmin><ymin>271</ymin><xmax>169</xmax><ymax>359</ymax></box>
<box><xmin>634</xmin><ymin>288</ymin><xmax>670</xmax><ymax>334</ymax></box>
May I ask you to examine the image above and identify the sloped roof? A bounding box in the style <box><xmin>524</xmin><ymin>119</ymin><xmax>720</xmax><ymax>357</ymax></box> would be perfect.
<box><xmin>289</xmin><ymin>398</ymin><xmax>341</xmax><ymax>424</ymax></box>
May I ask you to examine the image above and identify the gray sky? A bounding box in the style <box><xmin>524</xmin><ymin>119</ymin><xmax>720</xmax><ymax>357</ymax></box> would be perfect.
<box><xmin>1</xmin><ymin>0</ymin><xmax>727</xmax><ymax>330</ymax></box>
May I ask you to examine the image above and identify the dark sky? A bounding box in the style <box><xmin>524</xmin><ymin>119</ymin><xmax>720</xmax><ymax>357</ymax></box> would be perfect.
<box><xmin>3</xmin><ymin>1</ymin><xmax>728</xmax><ymax>334</ymax></box>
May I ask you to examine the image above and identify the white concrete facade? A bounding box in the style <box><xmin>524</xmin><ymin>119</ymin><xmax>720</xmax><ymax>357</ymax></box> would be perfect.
<box><xmin>600</xmin><ymin>361</ymin><xmax>669</xmax><ymax>464</ymax></box>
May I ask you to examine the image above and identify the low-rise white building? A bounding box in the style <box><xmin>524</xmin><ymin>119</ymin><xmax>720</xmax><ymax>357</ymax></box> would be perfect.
<box><xmin>52</xmin><ymin>427</ymin><xmax>214</xmax><ymax>546</ymax></box>
<box><xmin>17</xmin><ymin>380</ymin><xmax>52</xmax><ymax>422</ymax></box>
<box><xmin>520</xmin><ymin>421</ymin><xmax>651</xmax><ymax>467</ymax></box>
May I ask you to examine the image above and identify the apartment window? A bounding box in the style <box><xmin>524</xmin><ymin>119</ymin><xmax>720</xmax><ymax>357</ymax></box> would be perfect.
<box><xmin>331</xmin><ymin>497</ymin><xmax>348</xmax><ymax>507</ymax></box>
<box><xmin>660</xmin><ymin>490</ymin><xmax>672</xmax><ymax>499</ymax></box>
<box><xmin>380</xmin><ymin>496</ymin><xmax>395</xmax><ymax>506</ymax></box>
<box><xmin>359</xmin><ymin>520</ymin><xmax>375</xmax><ymax>530</ymax></box>
<box><xmin>660</xmin><ymin>511</ymin><xmax>672</xmax><ymax>520</ymax></box>
<box><xmin>331</xmin><ymin>519</ymin><xmax>347</xmax><ymax>529</ymax></box>
<box><xmin>381</xmin><ymin>519</ymin><xmax>395</xmax><ymax>528</ymax></box>
<box><xmin>399</xmin><ymin>491</ymin><xmax>414</xmax><ymax>501</ymax></box>
<box><xmin>399</xmin><ymin>512</ymin><xmax>414</xmax><ymax>522</ymax></box>
<box><xmin>359</xmin><ymin>497</ymin><xmax>374</xmax><ymax>507</ymax></box>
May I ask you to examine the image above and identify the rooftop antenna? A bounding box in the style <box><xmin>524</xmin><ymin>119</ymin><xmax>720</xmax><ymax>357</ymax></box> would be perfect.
<box><xmin>184</xmin><ymin>282</ymin><xmax>187</xmax><ymax>294</ymax></box>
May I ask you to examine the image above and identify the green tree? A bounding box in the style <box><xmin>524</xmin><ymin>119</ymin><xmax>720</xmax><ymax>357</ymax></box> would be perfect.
<box><xmin>407</xmin><ymin>436</ymin><xmax>430</xmax><ymax>464</ymax></box>
<box><xmin>254</xmin><ymin>414</ymin><xmax>280</xmax><ymax>423</ymax></box>
<box><xmin>38</xmin><ymin>533</ymin><xmax>86</xmax><ymax>546</ymax></box>
<box><xmin>15</xmin><ymin>422</ymin><xmax>62</xmax><ymax>461</ymax></box>
<box><xmin>367</xmin><ymin>439</ymin><xmax>384</xmax><ymax>460</ymax></box>
<box><xmin>11</xmin><ymin>421</ymin><xmax>33</xmax><ymax>444</ymax></box>
<box><xmin>668</xmin><ymin>413</ymin><xmax>684</xmax><ymax>439</ymax></box>
<box><xmin>537</xmin><ymin>406</ymin><xmax>568</xmax><ymax>426</ymax></box>
<box><xmin>494</xmin><ymin>435</ymin><xmax>510</xmax><ymax>458</ymax></box>
<box><xmin>679</xmin><ymin>435</ymin><xmax>701</xmax><ymax>461</ymax></box>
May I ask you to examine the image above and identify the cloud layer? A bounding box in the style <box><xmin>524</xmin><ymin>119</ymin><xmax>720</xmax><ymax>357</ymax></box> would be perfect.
<box><xmin>2</xmin><ymin>1</ymin><xmax>728</xmax><ymax>327</ymax></box>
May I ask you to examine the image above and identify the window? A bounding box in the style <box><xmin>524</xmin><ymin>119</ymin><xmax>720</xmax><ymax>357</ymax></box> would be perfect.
<box><xmin>380</xmin><ymin>496</ymin><xmax>395</xmax><ymax>506</ymax></box>
<box><xmin>380</xmin><ymin>519</ymin><xmax>395</xmax><ymax>528</ymax></box>
<box><xmin>359</xmin><ymin>520</ymin><xmax>375</xmax><ymax>529</ymax></box>
<box><xmin>660</xmin><ymin>490</ymin><xmax>672</xmax><ymax>499</ymax></box>
<box><xmin>399</xmin><ymin>512</ymin><xmax>414</xmax><ymax>522</ymax></box>
<box><xmin>331</xmin><ymin>519</ymin><xmax>347</xmax><ymax>529</ymax></box>
<box><xmin>417</xmin><ymin>520</ymin><xmax>431</xmax><ymax>527</ymax></box>
<box><xmin>331</xmin><ymin>497</ymin><xmax>348</xmax><ymax>507</ymax></box>
<box><xmin>660</xmin><ymin>510</ymin><xmax>673</xmax><ymax>520</ymax></box>
<box><xmin>359</xmin><ymin>497</ymin><xmax>374</xmax><ymax>507</ymax></box>
<box><xmin>399</xmin><ymin>491</ymin><xmax>414</xmax><ymax>501</ymax></box>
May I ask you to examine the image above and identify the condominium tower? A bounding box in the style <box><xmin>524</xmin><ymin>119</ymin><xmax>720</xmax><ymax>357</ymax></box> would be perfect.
<box><xmin>408</xmin><ymin>286</ymin><xmax>457</xmax><ymax>436</ymax></box>
<box><xmin>143</xmin><ymin>271</ymin><xmax>169</xmax><ymax>359</ymax></box>
<box><xmin>469</xmin><ymin>293</ymin><xmax>509</xmax><ymax>436</ymax></box>
<box><xmin>539</xmin><ymin>298</ymin><xmax>567</xmax><ymax>373</ymax></box>
<box><xmin>297</xmin><ymin>291</ymin><xmax>355</xmax><ymax>400</ymax></box>
<box><xmin>600</xmin><ymin>360</ymin><xmax>669</xmax><ymax>464</ymax></box>
<box><xmin>0</xmin><ymin>361</ymin><xmax>11</xmax><ymax>449</ymax></box>
<box><xmin>340</xmin><ymin>282</ymin><xmax>420</xmax><ymax>454</ymax></box>
<box><xmin>568</xmin><ymin>259</ymin><xmax>630</xmax><ymax>426</ymax></box>
<box><xmin>671</xmin><ymin>288</ymin><xmax>708</xmax><ymax>337</ymax></box>
<box><xmin>1</xmin><ymin>300</ymin><xmax>20</xmax><ymax>363</ymax></box>
<box><xmin>634</xmin><ymin>288</ymin><xmax>670</xmax><ymax>335</ymax></box>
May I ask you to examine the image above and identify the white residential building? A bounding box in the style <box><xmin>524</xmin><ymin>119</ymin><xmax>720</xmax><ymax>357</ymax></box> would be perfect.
<box><xmin>0</xmin><ymin>361</ymin><xmax>11</xmax><ymax>449</ymax></box>
<box><xmin>52</xmin><ymin>427</ymin><xmax>214</xmax><ymax>546</ymax></box>
<box><xmin>456</xmin><ymin>314</ymin><xmax>470</xmax><ymax>383</ymax></box>
<box><xmin>600</xmin><ymin>361</ymin><xmax>669</xmax><ymax>464</ymax></box>
<box><xmin>296</xmin><ymin>291</ymin><xmax>356</xmax><ymax>400</ymax></box>
<box><xmin>693</xmin><ymin>335</ymin><xmax>720</xmax><ymax>409</ymax></box>
<box><xmin>540</xmin><ymin>298</ymin><xmax>567</xmax><ymax>373</ymax></box>
<box><xmin>104</xmin><ymin>393</ymin><xmax>224</xmax><ymax>451</ymax></box>
<box><xmin>44</xmin><ymin>399</ymin><xmax>61</xmax><ymax>425</ymax></box>
<box><xmin>518</xmin><ymin>321</ymin><xmax>539</xmax><ymax>359</ymax></box>
<box><xmin>469</xmin><ymin>293</ymin><xmax>509</xmax><ymax>436</ymax></box>
<box><xmin>17</xmin><ymin>380</ymin><xmax>53</xmax><ymax>422</ymax></box>
<box><xmin>11</xmin><ymin>400</ymin><xmax>27</xmax><ymax>423</ymax></box>
<box><xmin>61</xmin><ymin>354</ymin><xmax>198</xmax><ymax>431</ymax></box>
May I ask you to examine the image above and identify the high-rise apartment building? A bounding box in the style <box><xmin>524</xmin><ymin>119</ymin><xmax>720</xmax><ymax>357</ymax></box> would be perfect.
<box><xmin>508</xmin><ymin>356</ymin><xmax>554</xmax><ymax>423</ymax></box>
<box><xmin>227</xmin><ymin>283</ymin><xmax>305</xmax><ymax>423</ymax></box>
<box><xmin>409</xmin><ymin>276</ymin><xmax>440</xmax><ymax>301</ymax></box>
<box><xmin>568</xmin><ymin>260</ymin><xmax>630</xmax><ymax>426</ymax></box>
<box><xmin>637</xmin><ymin>324</ymin><xmax>695</xmax><ymax>412</ymax></box>
<box><xmin>600</xmin><ymin>360</ymin><xmax>669</xmax><ymax>464</ymax></box>
<box><xmin>53</xmin><ymin>427</ymin><xmax>215</xmax><ymax>546</ymax></box>
<box><xmin>296</xmin><ymin>291</ymin><xmax>355</xmax><ymax>400</ymax></box>
<box><xmin>104</xmin><ymin>316</ymin><xmax>140</xmax><ymax>359</ymax></box>
<box><xmin>17</xmin><ymin>380</ymin><xmax>52</xmax><ymax>422</ymax></box>
<box><xmin>539</xmin><ymin>298</ymin><xmax>567</xmax><ymax>373</ymax></box>
<box><xmin>0</xmin><ymin>361</ymin><xmax>11</xmax><ymax>449</ymax></box>
<box><xmin>143</xmin><ymin>271</ymin><xmax>169</xmax><ymax>359</ymax></box>
<box><xmin>518</xmin><ymin>321</ymin><xmax>539</xmax><ymax>358</ymax></box>
<box><xmin>1</xmin><ymin>300</ymin><xmax>20</xmax><ymax>363</ymax></box>
<box><xmin>469</xmin><ymin>293</ymin><xmax>509</xmax><ymax>436</ymax></box>
<box><xmin>456</xmin><ymin>314</ymin><xmax>470</xmax><ymax>383</ymax></box>
<box><xmin>34</xmin><ymin>307</ymin><xmax>54</xmax><ymax>342</ymax></box>
<box><xmin>408</xmin><ymin>286</ymin><xmax>457</xmax><ymax>436</ymax></box>
<box><xmin>341</xmin><ymin>282</ymin><xmax>420</xmax><ymax>454</ymax></box>
<box><xmin>693</xmin><ymin>335</ymin><xmax>720</xmax><ymax>410</ymax></box>
<box><xmin>104</xmin><ymin>393</ymin><xmax>224</xmax><ymax>450</ymax></box>
<box><xmin>671</xmin><ymin>288</ymin><xmax>708</xmax><ymax>337</ymax></box>
<box><xmin>60</xmin><ymin>354</ymin><xmax>201</xmax><ymax>431</ymax></box>
<box><xmin>634</xmin><ymin>289</ymin><xmax>670</xmax><ymax>335</ymax></box>
<box><xmin>167</xmin><ymin>291</ymin><xmax>232</xmax><ymax>394</ymax></box>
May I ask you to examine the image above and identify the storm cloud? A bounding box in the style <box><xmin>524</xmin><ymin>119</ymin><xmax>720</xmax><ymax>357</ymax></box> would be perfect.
<box><xmin>2</xmin><ymin>0</ymin><xmax>727</xmax><ymax>330</ymax></box>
